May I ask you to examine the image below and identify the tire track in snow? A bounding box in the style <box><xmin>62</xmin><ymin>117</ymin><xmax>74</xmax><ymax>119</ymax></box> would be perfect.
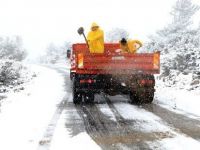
<box><xmin>121</xmin><ymin>94</ymin><xmax>200</xmax><ymax>142</ymax></box>
<box><xmin>37</xmin><ymin>97</ymin><xmax>69</xmax><ymax>150</ymax></box>
<box><xmin>143</xmin><ymin>103</ymin><xmax>200</xmax><ymax>140</ymax></box>
<box><xmin>37</xmin><ymin>66</ymin><xmax>72</xmax><ymax>150</ymax></box>
<box><xmin>100</xmin><ymin>94</ymin><xmax>175</xmax><ymax>149</ymax></box>
<box><xmin>102</xmin><ymin>94</ymin><xmax>129</xmax><ymax>125</ymax></box>
<box><xmin>74</xmin><ymin>95</ymin><xmax>174</xmax><ymax>150</ymax></box>
<box><xmin>75</xmin><ymin>103</ymin><xmax>112</xmax><ymax>150</ymax></box>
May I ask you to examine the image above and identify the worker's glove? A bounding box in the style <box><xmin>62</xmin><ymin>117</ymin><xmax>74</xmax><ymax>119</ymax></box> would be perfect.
<box><xmin>115</xmin><ymin>49</ymin><xmax>121</xmax><ymax>53</ymax></box>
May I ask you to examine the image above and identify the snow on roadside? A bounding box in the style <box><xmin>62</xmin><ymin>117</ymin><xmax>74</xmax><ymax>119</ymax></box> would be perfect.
<box><xmin>42</xmin><ymin>60</ymin><xmax>71</xmax><ymax>75</ymax></box>
<box><xmin>50</xmin><ymin>110</ymin><xmax>101</xmax><ymax>150</ymax></box>
<box><xmin>53</xmin><ymin>59</ymin><xmax>71</xmax><ymax>69</ymax></box>
<box><xmin>155</xmin><ymin>79</ymin><xmax>200</xmax><ymax>117</ymax></box>
<box><xmin>0</xmin><ymin>65</ymin><xmax>66</xmax><ymax>150</ymax></box>
<box><xmin>148</xmin><ymin>134</ymin><xmax>200</xmax><ymax>150</ymax></box>
<box><xmin>0</xmin><ymin>59</ymin><xmax>34</xmax><ymax>94</ymax></box>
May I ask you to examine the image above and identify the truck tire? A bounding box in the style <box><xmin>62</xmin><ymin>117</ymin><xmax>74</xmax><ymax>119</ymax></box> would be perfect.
<box><xmin>144</xmin><ymin>89</ymin><xmax>154</xmax><ymax>104</ymax></box>
<box><xmin>84</xmin><ymin>93</ymin><xmax>94</xmax><ymax>103</ymax></box>
<box><xmin>72</xmin><ymin>77</ymin><xmax>82</xmax><ymax>104</ymax></box>
<box><xmin>130</xmin><ymin>91</ymin><xmax>140</xmax><ymax>104</ymax></box>
<box><xmin>130</xmin><ymin>89</ymin><xmax>154</xmax><ymax>104</ymax></box>
<box><xmin>70</xmin><ymin>70</ymin><xmax>74</xmax><ymax>80</ymax></box>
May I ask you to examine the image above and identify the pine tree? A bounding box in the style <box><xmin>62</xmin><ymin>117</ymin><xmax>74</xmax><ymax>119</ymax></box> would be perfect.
<box><xmin>170</xmin><ymin>0</ymin><xmax>199</xmax><ymax>30</ymax></box>
<box><xmin>148</xmin><ymin>0</ymin><xmax>199</xmax><ymax>74</ymax></box>
<box><xmin>0</xmin><ymin>36</ymin><xmax>27</xmax><ymax>61</ymax></box>
<box><xmin>41</xmin><ymin>42</ymin><xmax>71</xmax><ymax>64</ymax></box>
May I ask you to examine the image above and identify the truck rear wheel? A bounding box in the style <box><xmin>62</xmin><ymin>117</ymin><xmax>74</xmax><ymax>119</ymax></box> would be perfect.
<box><xmin>84</xmin><ymin>93</ymin><xmax>94</xmax><ymax>103</ymax></box>
<box><xmin>70</xmin><ymin>70</ymin><xmax>74</xmax><ymax>80</ymax></box>
<box><xmin>130</xmin><ymin>92</ymin><xmax>140</xmax><ymax>104</ymax></box>
<box><xmin>130</xmin><ymin>89</ymin><xmax>154</xmax><ymax>104</ymax></box>
<box><xmin>144</xmin><ymin>90</ymin><xmax>154</xmax><ymax>104</ymax></box>
<box><xmin>72</xmin><ymin>77</ymin><xmax>82</xmax><ymax>104</ymax></box>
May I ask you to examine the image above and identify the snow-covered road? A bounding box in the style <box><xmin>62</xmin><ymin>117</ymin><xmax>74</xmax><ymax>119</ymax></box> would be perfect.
<box><xmin>1</xmin><ymin>64</ymin><xmax>200</xmax><ymax>150</ymax></box>
<box><xmin>0</xmin><ymin>65</ymin><xmax>66</xmax><ymax>150</ymax></box>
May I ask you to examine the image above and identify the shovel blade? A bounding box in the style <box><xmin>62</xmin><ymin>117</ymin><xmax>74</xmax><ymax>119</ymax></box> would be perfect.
<box><xmin>78</xmin><ymin>27</ymin><xmax>84</xmax><ymax>35</ymax></box>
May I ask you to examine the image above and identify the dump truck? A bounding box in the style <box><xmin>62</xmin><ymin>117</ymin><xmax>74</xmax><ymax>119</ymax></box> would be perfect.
<box><xmin>69</xmin><ymin>43</ymin><xmax>160</xmax><ymax>104</ymax></box>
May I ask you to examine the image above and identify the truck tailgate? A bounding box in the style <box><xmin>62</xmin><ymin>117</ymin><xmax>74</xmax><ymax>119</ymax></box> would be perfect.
<box><xmin>77</xmin><ymin>52</ymin><xmax>160</xmax><ymax>74</ymax></box>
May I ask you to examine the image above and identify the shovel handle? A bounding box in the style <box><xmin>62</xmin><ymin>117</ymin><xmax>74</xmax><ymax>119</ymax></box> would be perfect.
<box><xmin>77</xmin><ymin>27</ymin><xmax>90</xmax><ymax>49</ymax></box>
<box><xmin>82</xmin><ymin>33</ymin><xmax>89</xmax><ymax>49</ymax></box>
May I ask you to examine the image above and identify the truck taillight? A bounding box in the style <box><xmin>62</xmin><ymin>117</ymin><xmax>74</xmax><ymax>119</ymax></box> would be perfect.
<box><xmin>80</xmin><ymin>79</ymin><xmax>96</xmax><ymax>84</ymax></box>
<box><xmin>140</xmin><ymin>79</ymin><xmax>154</xmax><ymax>85</ymax></box>
<box><xmin>153</xmin><ymin>52</ymin><xmax>160</xmax><ymax>69</ymax></box>
<box><xmin>78</xmin><ymin>53</ymin><xmax>84</xmax><ymax>68</ymax></box>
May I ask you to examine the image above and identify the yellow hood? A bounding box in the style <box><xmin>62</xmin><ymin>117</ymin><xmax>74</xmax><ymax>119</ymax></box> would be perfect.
<box><xmin>91</xmin><ymin>22</ymin><xmax>99</xmax><ymax>29</ymax></box>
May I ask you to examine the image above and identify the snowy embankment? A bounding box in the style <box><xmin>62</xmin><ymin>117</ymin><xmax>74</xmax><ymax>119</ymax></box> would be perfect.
<box><xmin>0</xmin><ymin>65</ymin><xmax>66</xmax><ymax>150</ymax></box>
<box><xmin>0</xmin><ymin>59</ymin><xmax>34</xmax><ymax>94</ymax></box>
<box><xmin>155</xmin><ymin>77</ymin><xmax>200</xmax><ymax>117</ymax></box>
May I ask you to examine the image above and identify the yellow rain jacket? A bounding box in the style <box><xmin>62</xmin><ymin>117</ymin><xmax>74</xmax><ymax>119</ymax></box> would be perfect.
<box><xmin>87</xmin><ymin>23</ymin><xmax>104</xmax><ymax>53</ymax></box>
<box><xmin>120</xmin><ymin>40</ymin><xmax>143</xmax><ymax>53</ymax></box>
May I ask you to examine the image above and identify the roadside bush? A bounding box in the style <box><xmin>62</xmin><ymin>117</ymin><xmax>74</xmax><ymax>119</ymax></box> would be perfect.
<box><xmin>0</xmin><ymin>59</ymin><xmax>32</xmax><ymax>92</ymax></box>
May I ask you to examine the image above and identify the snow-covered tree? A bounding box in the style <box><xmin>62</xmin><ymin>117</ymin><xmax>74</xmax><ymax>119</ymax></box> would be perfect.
<box><xmin>40</xmin><ymin>42</ymin><xmax>71</xmax><ymax>64</ymax></box>
<box><xmin>148</xmin><ymin>0</ymin><xmax>200</xmax><ymax>74</ymax></box>
<box><xmin>147</xmin><ymin>0</ymin><xmax>200</xmax><ymax>89</ymax></box>
<box><xmin>106</xmin><ymin>28</ymin><xmax>129</xmax><ymax>42</ymax></box>
<box><xmin>0</xmin><ymin>36</ymin><xmax>27</xmax><ymax>61</ymax></box>
<box><xmin>0</xmin><ymin>36</ymin><xmax>30</xmax><ymax>90</ymax></box>
<box><xmin>170</xmin><ymin>0</ymin><xmax>199</xmax><ymax>30</ymax></box>
<box><xmin>45</xmin><ymin>43</ymin><xmax>60</xmax><ymax>64</ymax></box>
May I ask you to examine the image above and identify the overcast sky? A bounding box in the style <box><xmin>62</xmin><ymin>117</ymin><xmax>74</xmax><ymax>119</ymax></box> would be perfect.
<box><xmin>0</xmin><ymin>0</ymin><xmax>200</xmax><ymax>58</ymax></box>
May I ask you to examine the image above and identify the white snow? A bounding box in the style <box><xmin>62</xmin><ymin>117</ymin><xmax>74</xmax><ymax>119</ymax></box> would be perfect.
<box><xmin>155</xmin><ymin>79</ymin><xmax>200</xmax><ymax>117</ymax></box>
<box><xmin>52</xmin><ymin>60</ymin><xmax>71</xmax><ymax>70</ymax></box>
<box><xmin>148</xmin><ymin>134</ymin><xmax>200</xmax><ymax>150</ymax></box>
<box><xmin>50</xmin><ymin>110</ymin><xmax>101</xmax><ymax>150</ymax></box>
<box><xmin>0</xmin><ymin>65</ymin><xmax>66</xmax><ymax>150</ymax></box>
<box><xmin>1</xmin><ymin>62</ymin><xmax>200</xmax><ymax>150</ymax></box>
<box><xmin>96</xmin><ymin>104</ymin><xmax>117</xmax><ymax>122</ymax></box>
<box><xmin>0</xmin><ymin>59</ymin><xmax>33</xmax><ymax>94</ymax></box>
<box><xmin>113</xmin><ymin>103</ymin><xmax>170</xmax><ymax>132</ymax></box>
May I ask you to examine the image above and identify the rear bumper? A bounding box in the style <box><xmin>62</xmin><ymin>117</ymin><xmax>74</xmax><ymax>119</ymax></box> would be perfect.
<box><xmin>74</xmin><ymin>74</ymin><xmax>155</xmax><ymax>94</ymax></box>
<box><xmin>74</xmin><ymin>74</ymin><xmax>110</xmax><ymax>92</ymax></box>
<box><xmin>74</xmin><ymin>69</ymin><xmax>160</xmax><ymax>75</ymax></box>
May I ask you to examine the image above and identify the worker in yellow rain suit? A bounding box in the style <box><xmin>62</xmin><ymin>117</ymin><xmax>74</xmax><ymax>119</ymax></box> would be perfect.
<box><xmin>120</xmin><ymin>38</ymin><xmax>143</xmax><ymax>53</ymax></box>
<box><xmin>87</xmin><ymin>22</ymin><xmax>104</xmax><ymax>53</ymax></box>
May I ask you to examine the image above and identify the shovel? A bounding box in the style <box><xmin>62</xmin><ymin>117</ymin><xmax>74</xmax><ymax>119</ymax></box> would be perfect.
<box><xmin>77</xmin><ymin>27</ymin><xmax>89</xmax><ymax>49</ymax></box>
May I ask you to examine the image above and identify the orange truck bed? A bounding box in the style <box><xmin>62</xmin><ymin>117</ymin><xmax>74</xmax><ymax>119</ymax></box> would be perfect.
<box><xmin>71</xmin><ymin>43</ymin><xmax>160</xmax><ymax>75</ymax></box>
